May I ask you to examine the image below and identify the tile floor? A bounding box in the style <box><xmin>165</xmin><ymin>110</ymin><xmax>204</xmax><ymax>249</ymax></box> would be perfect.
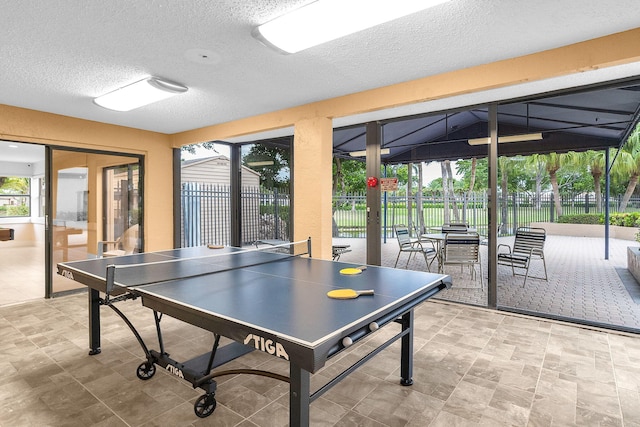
<box><xmin>1</xmin><ymin>293</ymin><xmax>640</xmax><ymax>426</ymax></box>
<box><xmin>0</xmin><ymin>245</ymin><xmax>46</xmax><ymax>304</ymax></box>
<box><xmin>0</xmin><ymin>244</ymin><xmax>86</xmax><ymax>306</ymax></box>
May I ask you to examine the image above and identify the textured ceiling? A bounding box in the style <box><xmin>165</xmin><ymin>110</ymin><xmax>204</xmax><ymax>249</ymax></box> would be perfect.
<box><xmin>1</xmin><ymin>0</ymin><xmax>640</xmax><ymax>138</ymax></box>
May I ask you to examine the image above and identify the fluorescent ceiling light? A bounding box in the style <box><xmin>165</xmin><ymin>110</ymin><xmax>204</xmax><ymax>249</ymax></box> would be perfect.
<box><xmin>468</xmin><ymin>133</ymin><xmax>543</xmax><ymax>146</ymax></box>
<box><xmin>349</xmin><ymin>148</ymin><xmax>390</xmax><ymax>157</ymax></box>
<box><xmin>94</xmin><ymin>77</ymin><xmax>188</xmax><ymax>111</ymax></box>
<box><xmin>254</xmin><ymin>0</ymin><xmax>451</xmax><ymax>54</ymax></box>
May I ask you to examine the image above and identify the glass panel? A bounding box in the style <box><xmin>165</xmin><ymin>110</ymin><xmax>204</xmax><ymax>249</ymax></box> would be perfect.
<box><xmin>332</xmin><ymin>156</ymin><xmax>367</xmax><ymax>265</ymax></box>
<box><xmin>495</xmin><ymin>150</ymin><xmax>640</xmax><ymax>331</ymax></box>
<box><xmin>180</xmin><ymin>143</ymin><xmax>233</xmax><ymax>247</ymax></box>
<box><xmin>241</xmin><ymin>141</ymin><xmax>290</xmax><ymax>247</ymax></box>
<box><xmin>52</xmin><ymin>150</ymin><xmax>142</xmax><ymax>294</ymax></box>
<box><xmin>103</xmin><ymin>164</ymin><xmax>141</xmax><ymax>254</ymax></box>
<box><xmin>492</xmin><ymin>102</ymin><xmax>640</xmax><ymax>332</ymax></box>
<box><xmin>0</xmin><ymin>177</ymin><xmax>31</xmax><ymax>217</ymax></box>
<box><xmin>52</xmin><ymin>160</ymin><xmax>89</xmax><ymax>293</ymax></box>
<box><xmin>0</xmin><ymin>141</ymin><xmax>45</xmax><ymax>305</ymax></box>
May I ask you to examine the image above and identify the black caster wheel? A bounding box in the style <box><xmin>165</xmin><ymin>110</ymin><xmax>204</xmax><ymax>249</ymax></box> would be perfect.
<box><xmin>194</xmin><ymin>393</ymin><xmax>217</xmax><ymax>418</ymax></box>
<box><xmin>400</xmin><ymin>378</ymin><xmax>414</xmax><ymax>386</ymax></box>
<box><xmin>136</xmin><ymin>362</ymin><xmax>156</xmax><ymax>380</ymax></box>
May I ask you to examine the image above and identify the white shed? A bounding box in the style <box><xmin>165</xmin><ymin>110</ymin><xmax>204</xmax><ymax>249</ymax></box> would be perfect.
<box><xmin>181</xmin><ymin>156</ymin><xmax>260</xmax><ymax>187</ymax></box>
<box><xmin>180</xmin><ymin>156</ymin><xmax>264</xmax><ymax>246</ymax></box>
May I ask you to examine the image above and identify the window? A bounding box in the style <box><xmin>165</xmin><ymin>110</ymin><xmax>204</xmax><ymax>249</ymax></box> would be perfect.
<box><xmin>0</xmin><ymin>176</ymin><xmax>30</xmax><ymax>217</ymax></box>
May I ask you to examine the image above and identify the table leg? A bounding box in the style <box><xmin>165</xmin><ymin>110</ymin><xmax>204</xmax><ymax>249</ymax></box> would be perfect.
<box><xmin>88</xmin><ymin>289</ymin><xmax>101</xmax><ymax>355</ymax></box>
<box><xmin>290</xmin><ymin>363</ymin><xmax>311</xmax><ymax>427</ymax></box>
<box><xmin>400</xmin><ymin>309</ymin><xmax>414</xmax><ymax>386</ymax></box>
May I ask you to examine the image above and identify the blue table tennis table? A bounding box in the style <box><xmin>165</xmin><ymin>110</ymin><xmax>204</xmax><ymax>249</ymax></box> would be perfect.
<box><xmin>57</xmin><ymin>240</ymin><xmax>451</xmax><ymax>426</ymax></box>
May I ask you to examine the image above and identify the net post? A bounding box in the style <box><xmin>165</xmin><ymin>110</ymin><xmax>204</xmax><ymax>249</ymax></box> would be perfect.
<box><xmin>106</xmin><ymin>264</ymin><xmax>116</xmax><ymax>295</ymax></box>
<box><xmin>307</xmin><ymin>237</ymin><xmax>312</xmax><ymax>257</ymax></box>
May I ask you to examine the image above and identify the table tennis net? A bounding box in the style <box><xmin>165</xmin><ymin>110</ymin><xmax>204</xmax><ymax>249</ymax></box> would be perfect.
<box><xmin>105</xmin><ymin>239</ymin><xmax>311</xmax><ymax>293</ymax></box>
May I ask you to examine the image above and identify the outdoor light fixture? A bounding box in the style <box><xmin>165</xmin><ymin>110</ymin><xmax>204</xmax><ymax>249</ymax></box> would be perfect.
<box><xmin>94</xmin><ymin>77</ymin><xmax>188</xmax><ymax>111</ymax></box>
<box><xmin>467</xmin><ymin>133</ymin><xmax>543</xmax><ymax>146</ymax></box>
<box><xmin>349</xmin><ymin>148</ymin><xmax>390</xmax><ymax>157</ymax></box>
<box><xmin>253</xmin><ymin>0</ymin><xmax>451</xmax><ymax>54</ymax></box>
<box><xmin>247</xmin><ymin>161</ymin><xmax>275</xmax><ymax>167</ymax></box>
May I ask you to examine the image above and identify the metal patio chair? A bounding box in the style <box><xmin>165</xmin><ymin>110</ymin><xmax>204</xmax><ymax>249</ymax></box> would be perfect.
<box><xmin>442</xmin><ymin>222</ymin><xmax>469</xmax><ymax>233</ymax></box>
<box><xmin>393</xmin><ymin>224</ymin><xmax>437</xmax><ymax>271</ymax></box>
<box><xmin>497</xmin><ymin>226</ymin><xmax>547</xmax><ymax>286</ymax></box>
<box><xmin>441</xmin><ymin>232</ymin><xmax>482</xmax><ymax>286</ymax></box>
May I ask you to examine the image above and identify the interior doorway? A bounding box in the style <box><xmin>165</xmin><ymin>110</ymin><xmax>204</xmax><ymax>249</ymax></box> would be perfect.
<box><xmin>0</xmin><ymin>141</ymin><xmax>46</xmax><ymax>305</ymax></box>
<box><xmin>0</xmin><ymin>141</ymin><xmax>144</xmax><ymax>304</ymax></box>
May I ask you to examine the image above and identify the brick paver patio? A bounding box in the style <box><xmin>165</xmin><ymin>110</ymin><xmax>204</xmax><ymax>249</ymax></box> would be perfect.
<box><xmin>333</xmin><ymin>235</ymin><xmax>640</xmax><ymax>331</ymax></box>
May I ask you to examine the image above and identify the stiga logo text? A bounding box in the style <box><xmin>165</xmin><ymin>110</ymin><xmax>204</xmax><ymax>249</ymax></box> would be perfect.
<box><xmin>244</xmin><ymin>334</ymin><xmax>289</xmax><ymax>360</ymax></box>
<box><xmin>166</xmin><ymin>365</ymin><xmax>184</xmax><ymax>379</ymax></box>
<box><xmin>60</xmin><ymin>270</ymin><xmax>74</xmax><ymax>280</ymax></box>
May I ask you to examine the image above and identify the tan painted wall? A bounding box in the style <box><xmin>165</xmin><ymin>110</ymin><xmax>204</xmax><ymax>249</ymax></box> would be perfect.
<box><xmin>292</xmin><ymin>117</ymin><xmax>334</xmax><ymax>259</ymax></box>
<box><xmin>0</xmin><ymin>105</ymin><xmax>174</xmax><ymax>251</ymax></box>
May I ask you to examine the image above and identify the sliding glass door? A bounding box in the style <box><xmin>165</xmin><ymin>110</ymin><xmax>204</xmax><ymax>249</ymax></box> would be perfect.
<box><xmin>49</xmin><ymin>148</ymin><xmax>142</xmax><ymax>295</ymax></box>
<box><xmin>102</xmin><ymin>163</ymin><xmax>141</xmax><ymax>253</ymax></box>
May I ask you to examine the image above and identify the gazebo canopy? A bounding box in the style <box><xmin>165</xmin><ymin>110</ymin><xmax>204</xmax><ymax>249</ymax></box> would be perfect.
<box><xmin>331</xmin><ymin>79</ymin><xmax>640</xmax><ymax>164</ymax></box>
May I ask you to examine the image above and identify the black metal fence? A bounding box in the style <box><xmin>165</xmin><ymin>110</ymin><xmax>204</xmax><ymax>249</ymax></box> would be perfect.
<box><xmin>181</xmin><ymin>183</ymin><xmax>289</xmax><ymax>247</ymax></box>
<box><xmin>333</xmin><ymin>191</ymin><xmax>640</xmax><ymax>238</ymax></box>
<box><xmin>181</xmin><ymin>184</ymin><xmax>640</xmax><ymax>245</ymax></box>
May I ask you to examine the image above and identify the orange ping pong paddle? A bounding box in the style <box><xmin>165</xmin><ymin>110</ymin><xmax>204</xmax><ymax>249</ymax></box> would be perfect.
<box><xmin>339</xmin><ymin>265</ymin><xmax>367</xmax><ymax>275</ymax></box>
<box><xmin>327</xmin><ymin>289</ymin><xmax>374</xmax><ymax>299</ymax></box>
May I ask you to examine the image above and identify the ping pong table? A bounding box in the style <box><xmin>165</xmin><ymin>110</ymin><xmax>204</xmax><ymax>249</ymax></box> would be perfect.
<box><xmin>57</xmin><ymin>240</ymin><xmax>451</xmax><ymax>426</ymax></box>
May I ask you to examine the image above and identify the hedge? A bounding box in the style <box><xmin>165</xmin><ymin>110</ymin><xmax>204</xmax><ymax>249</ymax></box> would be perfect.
<box><xmin>558</xmin><ymin>213</ymin><xmax>640</xmax><ymax>227</ymax></box>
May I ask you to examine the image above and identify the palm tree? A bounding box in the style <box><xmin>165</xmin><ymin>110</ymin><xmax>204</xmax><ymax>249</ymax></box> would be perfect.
<box><xmin>498</xmin><ymin>157</ymin><xmax>513</xmax><ymax>232</ymax></box>
<box><xmin>416</xmin><ymin>162</ymin><xmax>424</xmax><ymax>233</ymax></box>
<box><xmin>467</xmin><ymin>157</ymin><xmax>477</xmax><ymax>196</ymax></box>
<box><xmin>440</xmin><ymin>160</ymin><xmax>459</xmax><ymax>224</ymax></box>
<box><xmin>541</xmin><ymin>153</ymin><xmax>565</xmax><ymax>217</ymax></box>
<box><xmin>612</xmin><ymin>125</ymin><xmax>640</xmax><ymax>212</ymax></box>
<box><xmin>564</xmin><ymin>150</ymin><xmax>606</xmax><ymax>211</ymax></box>
<box><xmin>523</xmin><ymin>154</ymin><xmax>547</xmax><ymax>210</ymax></box>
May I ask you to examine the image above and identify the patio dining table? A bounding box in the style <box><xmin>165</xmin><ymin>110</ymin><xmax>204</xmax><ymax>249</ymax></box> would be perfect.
<box><xmin>421</xmin><ymin>233</ymin><xmax>446</xmax><ymax>272</ymax></box>
<box><xmin>421</xmin><ymin>229</ymin><xmax>478</xmax><ymax>273</ymax></box>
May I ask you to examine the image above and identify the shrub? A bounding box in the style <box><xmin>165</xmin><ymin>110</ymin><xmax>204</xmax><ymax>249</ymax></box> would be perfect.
<box><xmin>557</xmin><ymin>214</ymin><xmax>602</xmax><ymax>224</ymax></box>
<box><xmin>609</xmin><ymin>212</ymin><xmax>640</xmax><ymax>227</ymax></box>
<box><xmin>558</xmin><ymin>212</ymin><xmax>640</xmax><ymax>228</ymax></box>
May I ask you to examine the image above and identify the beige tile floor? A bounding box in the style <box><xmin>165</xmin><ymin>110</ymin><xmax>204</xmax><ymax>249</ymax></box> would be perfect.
<box><xmin>0</xmin><ymin>245</ymin><xmax>46</xmax><ymax>304</ymax></box>
<box><xmin>0</xmin><ymin>245</ymin><xmax>89</xmax><ymax>306</ymax></box>
<box><xmin>1</xmin><ymin>292</ymin><xmax>640</xmax><ymax>426</ymax></box>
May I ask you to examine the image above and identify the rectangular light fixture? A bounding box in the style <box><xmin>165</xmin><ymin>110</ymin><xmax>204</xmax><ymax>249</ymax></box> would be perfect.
<box><xmin>349</xmin><ymin>148</ymin><xmax>390</xmax><ymax>157</ymax></box>
<box><xmin>94</xmin><ymin>77</ymin><xmax>188</xmax><ymax>111</ymax></box>
<box><xmin>467</xmin><ymin>133</ymin><xmax>543</xmax><ymax>146</ymax></box>
<box><xmin>247</xmin><ymin>161</ymin><xmax>275</xmax><ymax>167</ymax></box>
<box><xmin>254</xmin><ymin>0</ymin><xmax>451</xmax><ymax>54</ymax></box>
